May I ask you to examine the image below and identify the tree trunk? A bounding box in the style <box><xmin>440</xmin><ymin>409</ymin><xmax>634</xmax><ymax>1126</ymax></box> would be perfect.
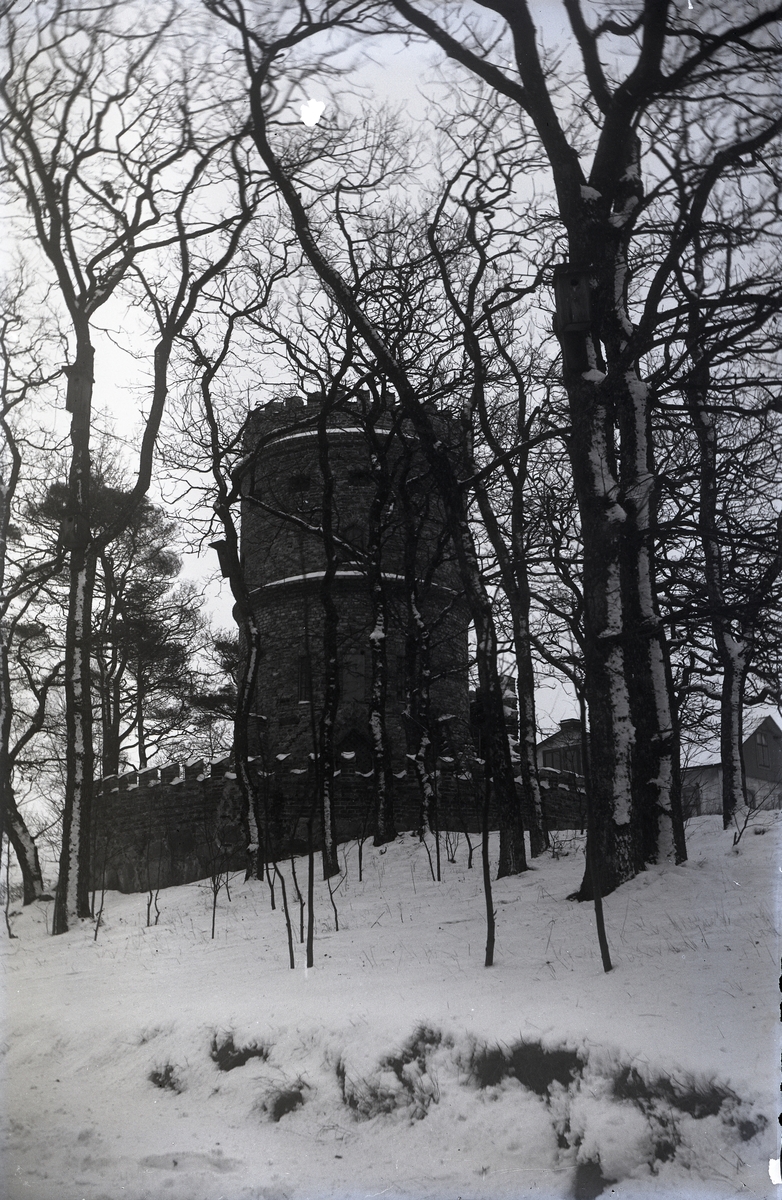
<box><xmin>95</xmin><ymin>555</ymin><xmax>122</xmax><ymax>778</ymax></box>
<box><xmin>53</xmin><ymin>337</ymin><xmax>95</xmax><ymax>934</ymax></box>
<box><xmin>514</xmin><ymin>619</ymin><xmax>548</xmax><ymax>856</ymax></box>
<box><xmin>317</xmin><ymin>411</ymin><xmax>340</xmax><ymax>879</ymax></box>
<box><xmin>233</xmin><ymin>612</ymin><xmax>264</xmax><ymax>878</ymax></box>
<box><xmin>0</xmin><ymin>590</ymin><xmax>13</xmax><ymax>875</ymax></box>
<box><xmin>565</xmin><ymin>145</ymin><xmax>685</xmax><ymax>895</ymax></box>
<box><xmin>616</xmin><ymin>370</ymin><xmax>686</xmax><ymax>865</ymax></box>
<box><xmin>510</xmin><ymin>482</ymin><xmax>548</xmax><ymax>856</ymax></box>
<box><xmin>684</xmin><ymin>342</ymin><xmax>747</xmax><ymax>829</ymax></box>
<box><xmin>6</xmin><ymin>794</ymin><xmax>47</xmax><ymax>904</ymax></box>
<box><xmin>136</xmin><ymin>666</ymin><xmax>148</xmax><ymax>771</ymax></box>
<box><xmin>367</xmin><ymin>566</ymin><xmax>395</xmax><ymax>845</ymax></box>
<box><xmin>366</xmin><ymin>432</ymin><xmax>395</xmax><ymax>846</ymax></box>
<box><xmin>719</xmin><ymin>640</ymin><xmax>748</xmax><ymax>829</ymax></box>
<box><xmin>474</xmin><ymin>475</ymin><xmax>548</xmax><ymax>856</ymax></box>
<box><xmin>399</xmin><ymin>467</ymin><xmax>438</xmax><ymax>840</ymax></box>
<box><xmin>566</xmin><ymin>369</ymin><xmax>637</xmax><ymax>899</ymax></box>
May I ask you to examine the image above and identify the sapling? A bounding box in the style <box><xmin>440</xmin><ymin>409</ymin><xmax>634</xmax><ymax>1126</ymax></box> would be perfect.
<box><xmin>431</xmin><ymin>774</ymin><xmax>441</xmax><ymax>882</ymax></box>
<box><xmin>265</xmin><ymin>863</ymin><xmax>276</xmax><ymax>911</ymax></box>
<box><xmin>92</xmin><ymin>833</ymin><xmax>109</xmax><ymax>941</ymax></box>
<box><xmin>90</xmin><ymin>825</ymin><xmax>112</xmax><ymax>919</ymax></box>
<box><xmin>327</xmin><ymin>869</ymin><xmax>344</xmax><ymax>932</ymax></box>
<box><xmin>145</xmin><ymin>822</ymin><xmax>163</xmax><ymax>927</ymax></box>
<box><xmin>289</xmin><ymin>848</ymin><xmax>304</xmax><ymax>943</ymax></box>
<box><xmin>93</xmin><ymin>878</ymin><xmax>106</xmax><ymax>942</ymax></box>
<box><xmin>480</xmin><ymin>763</ymin><xmax>496</xmax><ymax>968</ymax></box>
<box><xmin>732</xmin><ymin>794</ymin><xmax>772</xmax><ymax>847</ymax></box>
<box><xmin>204</xmin><ymin>824</ymin><xmax>231</xmax><ymax>940</ymax></box>
<box><xmin>209</xmin><ymin>869</ymin><xmax>223</xmax><ymax>940</ymax></box>
<box><xmin>420</xmin><ymin>833</ymin><xmax>436</xmax><ymax>882</ymax></box>
<box><xmin>306</xmin><ymin>810</ymin><xmax>315</xmax><ymax>968</ymax></box>
<box><xmin>273</xmin><ymin>863</ymin><xmax>295</xmax><ymax>969</ymax></box>
<box><xmin>146</xmin><ymin>887</ymin><xmax>161</xmax><ymax>928</ymax></box>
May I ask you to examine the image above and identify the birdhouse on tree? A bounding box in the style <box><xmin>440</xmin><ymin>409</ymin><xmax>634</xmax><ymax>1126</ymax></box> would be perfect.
<box><xmin>209</xmin><ymin>539</ymin><xmax>231</xmax><ymax>578</ymax></box>
<box><xmin>59</xmin><ymin>514</ymin><xmax>89</xmax><ymax>550</ymax></box>
<box><xmin>553</xmin><ymin>266</ymin><xmax>592</xmax><ymax>333</ymax></box>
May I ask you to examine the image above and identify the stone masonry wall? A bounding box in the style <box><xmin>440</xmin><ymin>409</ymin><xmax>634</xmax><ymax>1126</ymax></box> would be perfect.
<box><xmin>90</xmin><ymin>757</ymin><xmax>587</xmax><ymax>893</ymax></box>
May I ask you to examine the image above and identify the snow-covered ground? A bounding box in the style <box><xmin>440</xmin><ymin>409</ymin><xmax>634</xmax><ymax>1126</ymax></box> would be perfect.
<box><xmin>1</xmin><ymin>815</ymin><xmax>779</xmax><ymax>1200</ymax></box>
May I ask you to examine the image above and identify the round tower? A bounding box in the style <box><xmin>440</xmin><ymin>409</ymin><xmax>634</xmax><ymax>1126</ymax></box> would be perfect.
<box><xmin>240</xmin><ymin>391</ymin><xmax>470</xmax><ymax>773</ymax></box>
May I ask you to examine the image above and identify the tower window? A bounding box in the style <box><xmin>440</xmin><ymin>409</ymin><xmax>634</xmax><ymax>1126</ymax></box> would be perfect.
<box><xmin>289</xmin><ymin>473</ymin><xmax>311</xmax><ymax>493</ymax></box>
<box><xmin>756</xmin><ymin>729</ymin><xmax>770</xmax><ymax>768</ymax></box>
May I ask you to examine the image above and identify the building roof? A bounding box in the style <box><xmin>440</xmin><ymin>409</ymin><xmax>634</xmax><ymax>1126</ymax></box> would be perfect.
<box><xmin>682</xmin><ymin>712</ymin><xmax>781</xmax><ymax>770</ymax></box>
<box><xmin>537</xmin><ymin>718</ymin><xmax>582</xmax><ymax>751</ymax></box>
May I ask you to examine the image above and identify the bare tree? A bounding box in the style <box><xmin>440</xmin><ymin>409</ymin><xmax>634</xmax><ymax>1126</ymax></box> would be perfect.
<box><xmin>0</xmin><ymin>268</ymin><xmax>64</xmax><ymax>902</ymax></box>
<box><xmin>1</xmin><ymin>0</ymin><xmax>261</xmax><ymax>930</ymax></box>
<box><xmin>362</xmin><ymin>0</ymin><xmax>782</xmax><ymax>894</ymax></box>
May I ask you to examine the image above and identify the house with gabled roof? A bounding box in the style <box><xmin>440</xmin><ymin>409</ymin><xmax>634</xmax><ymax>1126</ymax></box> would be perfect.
<box><xmin>681</xmin><ymin>714</ymin><xmax>782</xmax><ymax>816</ymax></box>
<box><xmin>535</xmin><ymin>713</ymin><xmax>782</xmax><ymax>818</ymax></box>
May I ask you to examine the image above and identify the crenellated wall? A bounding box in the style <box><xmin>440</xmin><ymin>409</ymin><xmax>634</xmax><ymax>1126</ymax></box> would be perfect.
<box><xmin>90</xmin><ymin>756</ymin><xmax>587</xmax><ymax>893</ymax></box>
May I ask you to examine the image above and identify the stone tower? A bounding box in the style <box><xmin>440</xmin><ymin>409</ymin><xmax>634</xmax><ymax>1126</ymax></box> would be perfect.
<box><xmin>240</xmin><ymin>391</ymin><xmax>470</xmax><ymax>773</ymax></box>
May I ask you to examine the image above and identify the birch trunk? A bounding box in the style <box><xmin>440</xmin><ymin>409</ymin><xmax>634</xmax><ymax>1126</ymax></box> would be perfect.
<box><xmin>599</xmin><ymin>158</ymin><xmax>685</xmax><ymax>865</ymax></box>
<box><xmin>95</xmin><ymin>555</ymin><xmax>123</xmax><ymax>778</ymax></box>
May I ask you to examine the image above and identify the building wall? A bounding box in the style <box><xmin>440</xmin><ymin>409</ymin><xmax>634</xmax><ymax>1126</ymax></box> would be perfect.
<box><xmin>536</xmin><ymin>719</ymin><xmax>584</xmax><ymax>775</ymax></box>
<box><xmin>90</xmin><ymin>761</ymin><xmax>588</xmax><ymax>893</ymax></box>
<box><xmin>681</xmin><ymin>764</ymin><xmax>782</xmax><ymax>816</ymax></box>
<box><xmin>743</xmin><ymin>717</ymin><xmax>782</xmax><ymax>784</ymax></box>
